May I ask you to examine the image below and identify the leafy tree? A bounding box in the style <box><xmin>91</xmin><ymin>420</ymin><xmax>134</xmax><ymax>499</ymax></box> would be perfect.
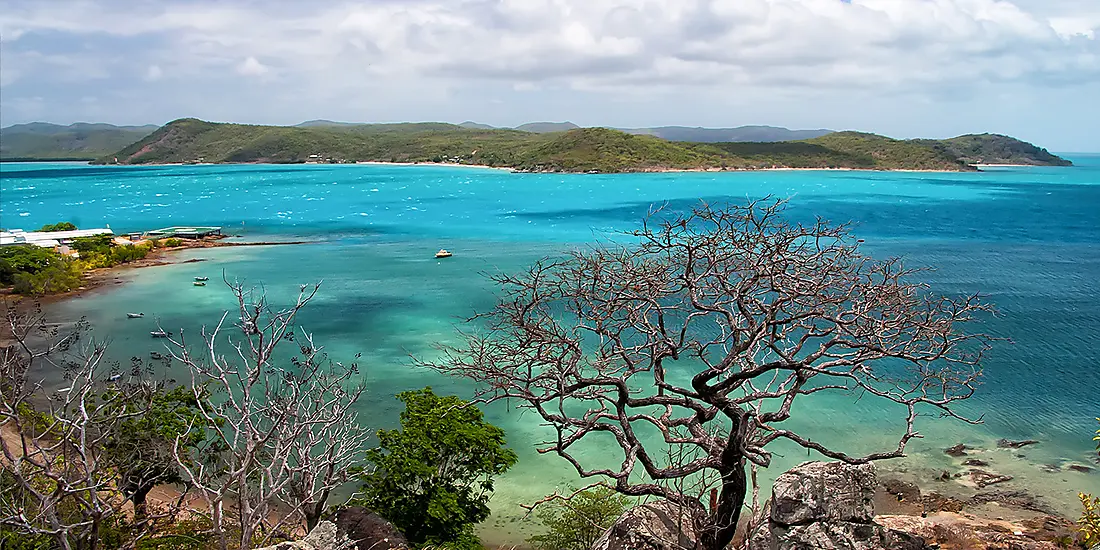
<box><xmin>37</xmin><ymin>222</ymin><xmax>77</xmax><ymax>232</ymax></box>
<box><xmin>71</xmin><ymin>235</ymin><xmax>114</xmax><ymax>256</ymax></box>
<box><xmin>527</xmin><ymin>486</ymin><xmax>629</xmax><ymax>550</ymax></box>
<box><xmin>0</xmin><ymin>245</ymin><xmax>61</xmax><ymax>284</ymax></box>
<box><xmin>103</xmin><ymin>384</ymin><xmax>207</xmax><ymax>521</ymax></box>
<box><xmin>11</xmin><ymin>261</ymin><xmax>82</xmax><ymax>295</ymax></box>
<box><xmin>358</xmin><ymin>387</ymin><xmax>518</xmax><ymax>549</ymax></box>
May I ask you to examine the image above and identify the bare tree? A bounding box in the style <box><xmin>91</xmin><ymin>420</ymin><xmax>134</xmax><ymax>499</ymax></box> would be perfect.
<box><xmin>168</xmin><ymin>280</ymin><xmax>368</xmax><ymax>550</ymax></box>
<box><xmin>0</xmin><ymin>301</ymin><xmax>158</xmax><ymax>550</ymax></box>
<box><xmin>426</xmin><ymin>201</ymin><xmax>992</xmax><ymax>550</ymax></box>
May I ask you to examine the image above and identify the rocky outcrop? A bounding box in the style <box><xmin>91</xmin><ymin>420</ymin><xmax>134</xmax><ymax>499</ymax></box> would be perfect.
<box><xmin>256</xmin><ymin>521</ymin><xmax>351</xmax><ymax>550</ymax></box>
<box><xmin>334</xmin><ymin>507</ymin><xmax>410</xmax><ymax>550</ymax></box>
<box><xmin>878</xmin><ymin>513</ymin><xmax>1072</xmax><ymax>550</ymax></box>
<box><xmin>590</xmin><ymin>500</ymin><xmax>706</xmax><ymax>550</ymax></box>
<box><xmin>748</xmin><ymin>461</ymin><xmax>929</xmax><ymax>550</ymax></box>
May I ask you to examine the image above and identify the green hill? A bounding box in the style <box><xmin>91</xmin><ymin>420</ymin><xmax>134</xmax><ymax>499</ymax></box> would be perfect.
<box><xmin>0</xmin><ymin>122</ymin><xmax>158</xmax><ymax>160</ymax></box>
<box><xmin>913</xmin><ymin>134</ymin><xmax>1072</xmax><ymax>166</ymax></box>
<box><xmin>91</xmin><ymin>119</ymin><xmax>1069</xmax><ymax>173</ymax></box>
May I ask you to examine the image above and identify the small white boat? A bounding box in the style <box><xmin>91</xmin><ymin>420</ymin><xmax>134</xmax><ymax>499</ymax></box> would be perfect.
<box><xmin>193</xmin><ymin>281</ymin><xmax>206</xmax><ymax>286</ymax></box>
<box><xmin>435</xmin><ymin>249</ymin><xmax>453</xmax><ymax>259</ymax></box>
<box><xmin>150</xmin><ymin>330</ymin><xmax>171</xmax><ymax>338</ymax></box>
<box><xmin>107</xmin><ymin>374</ymin><xmax>122</xmax><ymax>382</ymax></box>
<box><xmin>194</xmin><ymin>276</ymin><xmax>209</xmax><ymax>282</ymax></box>
<box><xmin>126</xmin><ymin>312</ymin><xmax>145</xmax><ymax>319</ymax></box>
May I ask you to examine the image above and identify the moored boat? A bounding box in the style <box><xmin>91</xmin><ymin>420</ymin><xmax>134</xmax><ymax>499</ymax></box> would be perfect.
<box><xmin>435</xmin><ymin>249</ymin><xmax>453</xmax><ymax>258</ymax></box>
<box><xmin>150</xmin><ymin>351</ymin><xmax>164</xmax><ymax>360</ymax></box>
<box><xmin>193</xmin><ymin>281</ymin><xmax>206</xmax><ymax>286</ymax></box>
<box><xmin>150</xmin><ymin>330</ymin><xmax>171</xmax><ymax>338</ymax></box>
<box><xmin>194</xmin><ymin>276</ymin><xmax>209</xmax><ymax>281</ymax></box>
<box><xmin>126</xmin><ymin>312</ymin><xmax>145</xmax><ymax>318</ymax></box>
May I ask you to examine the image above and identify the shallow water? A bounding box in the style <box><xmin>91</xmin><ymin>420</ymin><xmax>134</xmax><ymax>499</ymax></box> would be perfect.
<box><xmin>2</xmin><ymin>159</ymin><xmax>1099</xmax><ymax>542</ymax></box>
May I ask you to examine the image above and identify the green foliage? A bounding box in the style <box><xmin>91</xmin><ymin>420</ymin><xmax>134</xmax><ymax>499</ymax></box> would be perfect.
<box><xmin>0</xmin><ymin>526</ymin><xmax>52</xmax><ymax>549</ymax></box>
<box><xmin>72</xmin><ymin>236</ymin><xmax>151</xmax><ymax>270</ymax></box>
<box><xmin>37</xmin><ymin>222</ymin><xmax>77</xmax><ymax>232</ymax></box>
<box><xmin>527</xmin><ymin>487</ymin><xmax>630</xmax><ymax>550</ymax></box>
<box><xmin>163</xmin><ymin>238</ymin><xmax>183</xmax><ymax>248</ymax></box>
<box><xmin>72</xmin><ymin>234</ymin><xmax>114</xmax><ymax>255</ymax></box>
<box><xmin>0</xmin><ymin>245</ymin><xmax>61</xmax><ymax>285</ymax></box>
<box><xmin>11</xmin><ymin>258</ymin><xmax>82</xmax><ymax>295</ymax></box>
<box><xmin>1080</xmin><ymin>493</ymin><xmax>1100</xmax><ymax>548</ymax></box>
<box><xmin>357</xmin><ymin>387</ymin><xmax>518</xmax><ymax>549</ymax></box>
<box><xmin>103</xmin><ymin>385</ymin><xmax>208</xmax><ymax>516</ymax></box>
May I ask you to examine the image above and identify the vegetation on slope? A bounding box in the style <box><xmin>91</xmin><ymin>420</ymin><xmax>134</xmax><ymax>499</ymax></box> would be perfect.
<box><xmin>915</xmin><ymin>133</ymin><xmax>1072</xmax><ymax>166</ymax></box>
<box><xmin>0</xmin><ymin>122</ymin><xmax>157</xmax><ymax>160</ymax></box>
<box><xmin>93</xmin><ymin>119</ymin><xmax>1070</xmax><ymax>172</ymax></box>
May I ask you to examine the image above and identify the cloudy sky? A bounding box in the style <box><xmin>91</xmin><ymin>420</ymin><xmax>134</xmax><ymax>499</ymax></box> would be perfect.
<box><xmin>2</xmin><ymin>0</ymin><xmax>1098</xmax><ymax>151</ymax></box>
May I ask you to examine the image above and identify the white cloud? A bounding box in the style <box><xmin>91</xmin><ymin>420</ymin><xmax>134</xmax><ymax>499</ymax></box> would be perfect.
<box><xmin>0</xmin><ymin>0</ymin><xmax>1097</xmax><ymax>149</ymax></box>
<box><xmin>0</xmin><ymin>0</ymin><xmax>1096</xmax><ymax>92</ymax></box>
<box><xmin>236</xmin><ymin>56</ymin><xmax>269</xmax><ymax>76</ymax></box>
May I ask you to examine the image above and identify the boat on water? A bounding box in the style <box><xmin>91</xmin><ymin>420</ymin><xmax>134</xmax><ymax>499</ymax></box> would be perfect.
<box><xmin>150</xmin><ymin>330</ymin><xmax>171</xmax><ymax>338</ymax></box>
<box><xmin>194</xmin><ymin>276</ymin><xmax>209</xmax><ymax>282</ymax></box>
<box><xmin>150</xmin><ymin>351</ymin><xmax>164</xmax><ymax>360</ymax></box>
<box><xmin>435</xmin><ymin>249</ymin><xmax>453</xmax><ymax>258</ymax></box>
<box><xmin>126</xmin><ymin>312</ymin><xmax>145</xmax><ymax>319</ymax></box>
<box><xmin>193</xmin><ymin>281</ymin><xmax>207</xmax><ymax>286</ymax></box>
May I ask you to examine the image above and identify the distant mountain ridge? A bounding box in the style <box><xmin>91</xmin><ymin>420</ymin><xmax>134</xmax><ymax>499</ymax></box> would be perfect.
<box><xmin>293</xmin><ymin>120</ymin><xmax>830</xmax><ymax>142</ymax></box>
<box><xmin>622</xmin><ymin>125</ymin><xmax>833</xmax><ymax>143</ymax></box>
<box><xmin>1</xmin><ymin>122</ymin><xmax>158</xmax><ymax>160</ymax></box>
<box><xmin>84</xmin><ymin>118</ymin><xmax>1071</xmax><ymax>173</ymax></box>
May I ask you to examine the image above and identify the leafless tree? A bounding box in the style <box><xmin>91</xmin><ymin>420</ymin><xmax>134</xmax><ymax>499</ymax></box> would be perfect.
<box><xmin>426</xmin><ymin>201</ymin><xmax>992</xmax><ymax>550</ymax></box>
<box><xmin>167</xmin><ymin>279</ymin><xmax>368</xmax><ymax>550</ymax></box>
<box><xmin>0</xmin><ymin>300</ymin><xmax>162</xmax><ymax>550</ymax></box>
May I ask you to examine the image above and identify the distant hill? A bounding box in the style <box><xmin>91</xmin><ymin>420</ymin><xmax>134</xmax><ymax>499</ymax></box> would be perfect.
<box><xmin>90</xmin><ymin>118</ymin><xmax>1070</xmax><ymax>173</ymax></box>
<box><xmin>0</xmin><ymin>122</ymin><xmax>158</xmax><ymax>160</ymax></box>
<box><xmin>913</xmin><ymin>134</ymin><xmax>1073</xmax><ymax>166</ymax></box>
<box><xmin>459</xmin><ymin>121</ymin><xmax>496</xmax><ymax>130</ymax></box>
<box><xmin>623</xmin><ymin>125</ymin><xmax>833</xmax><ymax>143</ymax></box>
<box><xmin>295</xmin><ymin>120</ymin><xmax>361</xmax><ymax>128</ymax></box>
<box><xmin>514</xmin><ymin>122</ymin><xmax>581</xmax><ymax>133</ymax></box>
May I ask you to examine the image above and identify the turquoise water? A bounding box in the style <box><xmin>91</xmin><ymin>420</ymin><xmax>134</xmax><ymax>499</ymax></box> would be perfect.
<box><xmin>2</xmin><ymin>160</ymin><xmax>1099</xmax><ymax>540</ymax></box>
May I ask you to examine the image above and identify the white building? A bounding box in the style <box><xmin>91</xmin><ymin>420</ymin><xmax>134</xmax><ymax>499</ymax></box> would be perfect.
<box><xmin>0</xmin><ymin>228</ymin><xmax>114</xmax><ymax>248</ymax></box>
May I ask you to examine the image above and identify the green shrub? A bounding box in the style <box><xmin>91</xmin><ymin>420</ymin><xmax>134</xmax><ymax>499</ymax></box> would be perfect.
<box><xmin>357</xmin><ymin>387</ymin><xmax>518</xmax><ymax>549</ymax></box>
<box><xmin>12</xmin><ymin>261</ymin><xmax>81</xmax><ymax>295</ymax></box>
<box><xmin>0</xmin><ymin>245</ymin><xmax>61</xmax><ymax>284</ymax></box>
<box><xmin>163</xmin><ymin>238</ymin><xmax>183</xmax><ymax>248</ymax></box>
<box><xmin>528</xmin><ymin>487</ymin><xmax>630</xmax><ymax>550</ymax></box>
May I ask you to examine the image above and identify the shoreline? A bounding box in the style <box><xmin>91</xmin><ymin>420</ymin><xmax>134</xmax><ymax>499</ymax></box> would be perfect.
<box><xmin>3</xmin><ymin>237</ymin><xmax>312</xmax><ymax>308</ymax></box>
<box><xmin>59</xmin><ymin>159</ymin><xmax>980</xmax><ymax>174</ymax></box>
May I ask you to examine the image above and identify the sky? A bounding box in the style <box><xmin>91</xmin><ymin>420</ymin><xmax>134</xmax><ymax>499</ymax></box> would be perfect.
<box><xmin>1</xmin><ymin>0</ymin><xmax>1098</xmax><ymax>151</ymax></box>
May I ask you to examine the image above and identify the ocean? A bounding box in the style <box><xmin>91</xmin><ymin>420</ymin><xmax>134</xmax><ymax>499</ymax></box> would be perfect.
<box><xmin>2</xmin><ymin>159</ymin><xmax>1098</xmax><ymax>543</ymax></box>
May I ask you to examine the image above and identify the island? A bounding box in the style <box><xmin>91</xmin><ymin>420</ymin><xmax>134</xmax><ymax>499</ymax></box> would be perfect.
<box><xmin>3</xmin><ymin>118</ymin><xmax>1072</xmax><ymax>172</ymax></box>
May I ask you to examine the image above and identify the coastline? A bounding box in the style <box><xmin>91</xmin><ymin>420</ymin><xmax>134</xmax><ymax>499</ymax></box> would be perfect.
<box><xmin>63</xmin><ymin>159</ymin><xmax>979</xmax><ymax>174</ymax></box>
<box><xmin>2</xmin><ymin>238</ymin><xmax>312</xmax><ymax>309</ymax></box>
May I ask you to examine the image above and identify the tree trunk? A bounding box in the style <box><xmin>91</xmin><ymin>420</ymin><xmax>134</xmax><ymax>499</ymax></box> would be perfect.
<box><xmin>701</xmin><ymin>458</ymin><xmax>747</xmax><ymax>550</ymax></box>
<box><xmin>132</xmin><ymin>484</ymin><xmax>153</xmax><ymax>523</ymax></box>
<box><xmin>304</xmin><ymin>501</ymin><xmax>322</xmax><ymax>532</ymax></box>
<box><xmin>699</xmin><ymin>431</ymin><xmax>749</xmax><ymax>550</ymax></box>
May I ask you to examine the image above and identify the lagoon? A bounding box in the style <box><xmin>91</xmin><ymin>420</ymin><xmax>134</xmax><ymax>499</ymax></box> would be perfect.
<box><xmin>2</xmin><ymin>159</ymin><xmax>1099</xmax><ymax>543</ymax></box>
